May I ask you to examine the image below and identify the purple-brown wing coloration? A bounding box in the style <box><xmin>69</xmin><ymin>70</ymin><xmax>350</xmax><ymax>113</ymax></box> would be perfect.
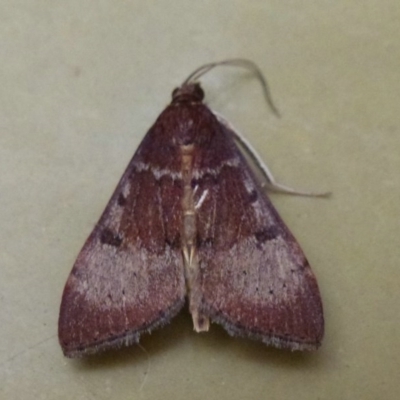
<box><xmin>59</xmin><ymin>80</ymin><xmax>324</xmax><ymax>356</ymax></box>
<box><xmin>58</xmin><ymin>108</ymin><xmax>189</xmax><ymax>357</ymax></box>
<box><xmin>189</xmin><ymin>116</ymin><xmax>324</xmax><ymax>351</ymax></box>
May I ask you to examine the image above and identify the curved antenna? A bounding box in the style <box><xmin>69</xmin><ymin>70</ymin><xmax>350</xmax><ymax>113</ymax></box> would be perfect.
<box><xmin>181</xmin><ymin>59</ymin><xmax>280</xmax><ymax>117</ymax></box>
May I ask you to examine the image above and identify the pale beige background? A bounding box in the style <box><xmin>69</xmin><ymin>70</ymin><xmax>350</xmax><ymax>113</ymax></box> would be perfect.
<box><xmin>1</xmin><ymin>1</ymin><xmax>399</xmax><ymax>399</ymax></box>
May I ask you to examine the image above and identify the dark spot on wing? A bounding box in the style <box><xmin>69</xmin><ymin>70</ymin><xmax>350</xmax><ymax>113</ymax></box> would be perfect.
<box><xmin>290</xmin><ymin>262</ymin><xmax>308</xmax><ymax>274</ymax></box>
<box><xmin>100</xmin><ymin>228</ymin><xmax>123</xmax><ymax>247</ymax></box>
<box><xmin>298</xmin><ymin>261</ymin><xmax>308</xmax><ymax>271</ymax></box>
<box><xmin>165</xmin><ymin>233</ymin><xmax>181</xmax><ymax>249</ymax></box>
<box><xmin>254</xmin><ymin>225</ymin><xmax>280</xmax><ymax>243</ymax></box>
<box><xmin>117</xmin><ymin>193</ymin><xmax>127</xmax><ymax>206</ymax></box>
<box><xmin>248</xmin><ymin>190</ymin><xmax>258</xmax><ymax>203</ymax></box>
<box><xmin>196</xmin><ymin>234</ymin><xmax>214</xmax><ymax>248</ymax></box>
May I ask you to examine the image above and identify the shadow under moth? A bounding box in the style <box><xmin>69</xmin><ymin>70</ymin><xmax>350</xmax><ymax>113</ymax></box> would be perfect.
<box><xmin>58</xmin><ymin>59</ymin><xmax>327</xmax><ymax>358</ymax></box>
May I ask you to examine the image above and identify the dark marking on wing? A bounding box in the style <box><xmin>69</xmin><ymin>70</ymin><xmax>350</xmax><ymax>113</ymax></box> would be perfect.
<box><xmin>248</xmin><ymin>190</ymin><xmax>258</xmax><ymax>203</ymax></box>
<box><xmin>100</xmin><ymin>228</ymin><xmax>123</xmax><ymax>247</ymax></box>
<box><xmin>117</xmin><ymin>193</ymin><xmax>127</xmax><ymax>206</ymax></box>
<box><xmin>165</xmin><ymin>232</ymin><xmax>181</xmax><ymax>249</ymax></box>
<box><xmin>196</xmin><ymin>234</ymin><xmax>214</xmax><ymax>248</ymax></box>
<box><xmin>254</xmin><ymin>226</ymin><xmax>280</xmax><ymax>244</ymax></box>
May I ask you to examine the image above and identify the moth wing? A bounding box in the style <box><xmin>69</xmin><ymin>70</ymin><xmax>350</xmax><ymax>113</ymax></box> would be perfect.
<box><xmin>192</xmin><ymin>119</ymin><xmax>324</xmax><ymax>350</ymax></box>
<box><xmin>59</xmin><ymin>131</ymin><xmax>186</xmax><ymax>357</ymax></box>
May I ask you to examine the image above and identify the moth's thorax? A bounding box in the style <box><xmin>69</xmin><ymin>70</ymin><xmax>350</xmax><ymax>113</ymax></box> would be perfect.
<box><xmin>156</xmin><ymin>83</ymin><xmax>217</xmax><ymax>147</ymax></box>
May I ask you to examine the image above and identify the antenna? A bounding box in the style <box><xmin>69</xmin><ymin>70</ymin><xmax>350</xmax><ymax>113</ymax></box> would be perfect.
<box><xmin>182</xmin><ymin>59</ymin><xmax>280</xmax><ymax>117</ymax></box>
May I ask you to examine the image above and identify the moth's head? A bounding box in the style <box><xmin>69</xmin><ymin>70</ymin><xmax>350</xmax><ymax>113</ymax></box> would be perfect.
<box><xmin>171</xmin><ymin>83</ymin><xmax>204</xmax><ymax>104</ymax></box>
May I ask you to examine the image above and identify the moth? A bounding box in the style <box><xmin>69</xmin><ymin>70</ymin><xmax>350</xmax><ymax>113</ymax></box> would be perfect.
<box><xmin>59</xmin><ymin>59</ymin><xmax>326</xmax><ymax>358</ymax></box>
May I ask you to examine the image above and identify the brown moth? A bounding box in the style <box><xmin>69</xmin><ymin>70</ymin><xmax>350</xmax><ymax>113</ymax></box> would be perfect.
<box><xmin>59</xmin><ymin>59</ymin><xmax>326</xmax><ymax>357</ymax></box>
